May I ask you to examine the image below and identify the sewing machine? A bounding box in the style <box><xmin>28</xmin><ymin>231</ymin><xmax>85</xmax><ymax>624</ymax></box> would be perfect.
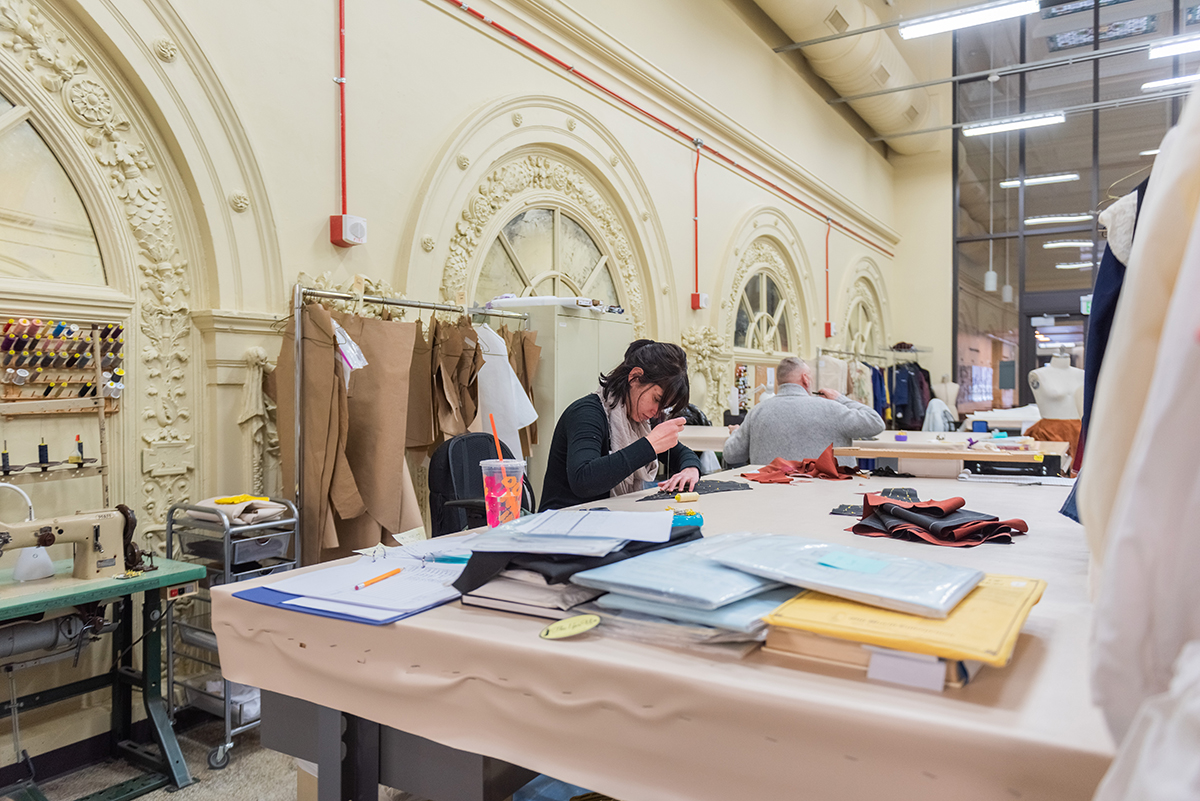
<box><xmin>0</xmin><ymin>507</ymin><xmax>130</xmax><ymax>581</ymax></box>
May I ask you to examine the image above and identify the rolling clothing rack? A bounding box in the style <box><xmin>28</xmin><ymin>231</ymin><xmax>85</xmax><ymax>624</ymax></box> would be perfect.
<box><xmin>813</xmin><ymin>345</ymin><xmax>930</xmax><ymax>390</ymax></box>
<box><xmin>291</xmin><ymin>284</ymin><xmax>529</xmax><ymax>552</ymax></box>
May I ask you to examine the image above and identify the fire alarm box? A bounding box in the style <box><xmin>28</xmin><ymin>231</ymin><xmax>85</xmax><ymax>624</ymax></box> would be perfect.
<box><xmin>330</xmin><ymin>214</ymin><xmax>368</xmax><ymax>247</ymax></box>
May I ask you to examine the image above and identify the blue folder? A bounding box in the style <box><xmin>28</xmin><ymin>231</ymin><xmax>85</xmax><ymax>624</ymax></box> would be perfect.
<box><xmin>233</xmin><ymin>586</ymin><xmax>412</xmax><ymax>625</ymax></box>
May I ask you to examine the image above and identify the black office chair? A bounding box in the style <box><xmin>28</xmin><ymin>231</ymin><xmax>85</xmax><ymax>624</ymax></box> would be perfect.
<box><xmin>427</xmin><ymin>433</ymin><xmax>536</xmax><ymax>537</ymax></box>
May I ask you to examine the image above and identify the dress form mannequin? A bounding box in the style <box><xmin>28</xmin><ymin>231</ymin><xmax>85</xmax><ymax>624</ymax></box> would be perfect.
<box><xmin>931</xmin><ymin>373</ymin><xmax>961</xmax><ymax>419</ymax></box>
<box><xmin>1029</xmin><ymin>354</ymin><xmax>1085</xmax><ymax>419</ymax></box>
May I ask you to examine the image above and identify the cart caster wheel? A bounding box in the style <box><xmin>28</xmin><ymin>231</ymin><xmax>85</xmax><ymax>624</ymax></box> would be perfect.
<box><xmin>207</xmin><ymin>746</ymin><xmax>230</xmax><ymax>770</ymax></box>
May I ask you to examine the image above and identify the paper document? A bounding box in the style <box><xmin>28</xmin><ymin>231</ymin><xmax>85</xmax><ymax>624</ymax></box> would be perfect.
<box><xmin>469</xmin><ymin>532</ymin><xmax>628</xmax><ymax>556</ymax></box>
<box><xmin>503</xmin><ymin>510</ymin><xmax>674</xmax><ymax>543</ymax></box>
<box><xmin>268</xmin><ymin>556</ymin><xmax>465</xmax><ymax>613</ymax></box>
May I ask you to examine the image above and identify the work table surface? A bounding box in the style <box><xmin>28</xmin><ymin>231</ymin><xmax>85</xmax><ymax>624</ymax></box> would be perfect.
<box><xmin>213</xmin><ymin>470</ymin><xmax>1112</xmax><ymax>801</ymax></box>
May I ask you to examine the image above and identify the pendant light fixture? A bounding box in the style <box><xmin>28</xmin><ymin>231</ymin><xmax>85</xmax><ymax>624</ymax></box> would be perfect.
<box><xmin>1001</xmin><ymin>239</ymin><xmax>1013</xmax><ymax>302</ymax></box>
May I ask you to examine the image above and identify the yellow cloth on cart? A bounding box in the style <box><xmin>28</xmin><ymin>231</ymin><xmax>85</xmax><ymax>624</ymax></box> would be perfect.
<box><xmin>764</xmin><ymin>574</ymin><xmax>1046</xmax><ymax>668</ymax></box>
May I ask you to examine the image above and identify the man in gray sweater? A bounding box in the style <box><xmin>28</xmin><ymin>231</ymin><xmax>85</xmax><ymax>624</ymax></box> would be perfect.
<box><xmin>723</xmin><ymin>357</ymin><xmax>884</xmax><ymax>467</ymax></box>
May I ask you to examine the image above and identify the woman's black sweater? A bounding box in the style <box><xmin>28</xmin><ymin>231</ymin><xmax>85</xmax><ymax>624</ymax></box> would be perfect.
<box><xmin>539</xmin><ymin>394</ymin><xmax>701</xmax><ymax>511</ymax></box>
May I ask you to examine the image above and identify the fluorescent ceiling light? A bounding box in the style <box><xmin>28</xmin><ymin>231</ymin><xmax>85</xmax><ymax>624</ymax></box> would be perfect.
<box><xmin>1039</xmin><ymin>341</ymin><xmax>1077</xmax><ymax>348</ymax></box>
<box><xmin>1044</xmin><ymin>240</ymin><xmax>1093</xmax><ymax>249</ymax></box>
<box><xmin>1141</xmin><ymin>73</ymin><xmax>1200</xmax><ymax>92</ymax></box>
<box><xmin>1148</xmin><ymin>34</ymin><xmax>1200</xmax><ymax>59</ymax></box>
<box><xmin>1025</xmin><ymin>213</ymin><xmax>1094</xmax><ymax>225</ymax></box>
<box><xmin>1056</xmin><ymin>261</ymin><xmax>1095</xmax><ymax>269</ymax></box>
<box><xmin>963</xmin><ymin>112</ymin><xmax>1065</xmax><ymax>137</ymax></box>
<box><xmin>999</xmin><ymin>172</ymin><xmax>1080</xmax><ymax>188</ymax></box>
<box><xmin>899</xmin><ymin>0</ymin><xmax>1039</xmax><ymax>40</ymax></box>
<box><xmin>1140</xmin><ymin>148</ymin><xmax>1160</xmax><ymax>156</ymax></box>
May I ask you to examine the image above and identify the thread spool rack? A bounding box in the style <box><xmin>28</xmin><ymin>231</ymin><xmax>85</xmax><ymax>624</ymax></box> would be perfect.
<box><xmin>0</xmin><ymin>317</ymin><xmax>120</xmax><ymax>504</ymax></box>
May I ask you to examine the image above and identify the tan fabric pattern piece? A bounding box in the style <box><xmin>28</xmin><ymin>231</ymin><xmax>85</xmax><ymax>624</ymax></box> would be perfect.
<box><xmin>328</xmin><ymin>312</ymin><xmax>419</xmax><ymax>559</ymax></box>
<box><xmin>1078</xmin><ymin>96</ymin><xmax>1200</xmax><ymax>579</ymax></box>
<box><xmin>406</xmin><ymin>318</ymin><xmax>436</xmax><ymax>450</ymax></box>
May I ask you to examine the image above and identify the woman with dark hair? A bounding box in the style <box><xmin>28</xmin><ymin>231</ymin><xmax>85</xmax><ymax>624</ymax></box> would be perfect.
<box><xmin>539</xmin><ymin>340</ymin><xmax>702</xmax><ymax>511</ymax></box>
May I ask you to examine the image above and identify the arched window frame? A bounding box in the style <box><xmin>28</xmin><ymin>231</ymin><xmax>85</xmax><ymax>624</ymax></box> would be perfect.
<box><xmin>470</xmin><ymin>198</ymin><xmax>626</xmax><ymax>309</ymax></box>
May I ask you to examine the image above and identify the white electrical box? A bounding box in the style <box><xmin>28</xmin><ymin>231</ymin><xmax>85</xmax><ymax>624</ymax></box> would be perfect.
<box><xmin>330</xmin><ymin>214</ymin><xmax>368</xmax><ymax>247</ymax></box>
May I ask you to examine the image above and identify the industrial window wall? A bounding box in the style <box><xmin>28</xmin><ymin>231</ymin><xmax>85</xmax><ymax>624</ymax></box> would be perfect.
<box><xmin>952</xmin><ymin>0</ymin><xmax>1196</xmax><ymax>409</ymax></box>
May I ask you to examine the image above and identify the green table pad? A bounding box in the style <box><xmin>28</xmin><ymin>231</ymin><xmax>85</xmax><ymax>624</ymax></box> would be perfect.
<box><xmin>0</xmin><ymin>557</ymin><xmax>205</xmax><ymax>619</ymax></box>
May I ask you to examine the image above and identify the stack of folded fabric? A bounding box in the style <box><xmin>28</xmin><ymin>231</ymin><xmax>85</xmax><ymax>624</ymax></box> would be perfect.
<box><xmin>567</xmin><ymin>533</ymin><xmax>798</xmax><ymax>656</ymax></box>
<box><xmin>850</xmin><ymin>493</ymin><xmax>1028</xmax><ymax>547</ymax></box>
<box><xmin>741</xmin><ymin>445</ymin><xmax>856</xmax><ymax>484</ymax></box>
<box><xmin>706</xmin><ymin>534</ymin><xmax>1045</xmax><ymax>689</ymax></box>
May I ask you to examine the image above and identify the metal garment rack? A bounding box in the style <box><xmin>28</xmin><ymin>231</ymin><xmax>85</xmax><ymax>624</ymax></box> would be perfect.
<box><xmin>290</xmin><ymin>285</ymin><xmax>529</xmax><ymax>553</ymax></box>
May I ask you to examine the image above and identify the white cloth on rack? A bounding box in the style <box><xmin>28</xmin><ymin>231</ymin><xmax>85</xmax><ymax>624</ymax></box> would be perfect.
<box><xmin>816</xmin><ymin>355</ymin><xmax>848</xmax><ymax>394</ymax></box>
<box><xmin>475</xmin><ymin>325</ymin><xmax>538</xmax><ymax>459</ymax></box>
<box><xmin>848</xmin><ymin>361</ymin><xmax>873</xmax><ymax>408</ymax></box>
<box><xmin>1078</xmin><ymin>90</ymin><xmax>1200</xmax><ymax>580</ymax></box>
<box><xmin>1091</xmin><ymin>169</ymin><xmax>1200</xmax><ymax>744</ymax></box>
<box><xmin>921</xmin><ymin>399</ymin><xmax>955</xmax><ymax>432</ymax></box>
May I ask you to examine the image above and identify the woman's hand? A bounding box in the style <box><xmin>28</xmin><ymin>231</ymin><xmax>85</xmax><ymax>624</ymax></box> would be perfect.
<box><xmin>645</xmin><ymin>417</ymin><xmax>686</xmax><ymax>454</ymax></box>
<box><xmin>658</xmin><ymin>467</ymin><xmax>700</xmax><ymax>493</ymax></box>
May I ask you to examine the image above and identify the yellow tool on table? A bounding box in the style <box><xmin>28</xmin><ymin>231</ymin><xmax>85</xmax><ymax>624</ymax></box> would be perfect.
<box><xmin>674</xmin><ymin>492</ymin><xmax>700</xmax><ymax>503</ymax></box>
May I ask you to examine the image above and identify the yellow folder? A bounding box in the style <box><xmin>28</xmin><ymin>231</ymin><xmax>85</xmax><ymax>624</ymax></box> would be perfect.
<box><xmin>763</xmin><ymin>574</ymin><xmax>1046</xmax><ymax>668</ymax></box>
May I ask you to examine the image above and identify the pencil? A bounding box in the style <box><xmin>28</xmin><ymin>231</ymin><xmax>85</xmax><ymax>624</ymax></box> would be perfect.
<box><xmin>354</xmin><ymin>567</ymin><xmax>403</xmax><ymax>591</ymax></box>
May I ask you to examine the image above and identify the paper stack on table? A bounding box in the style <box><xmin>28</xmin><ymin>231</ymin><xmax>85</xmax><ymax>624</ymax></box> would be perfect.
<box><xmin>461</xmin><ymin>569</ymin><xmax>605</xmax><ymax>620</ymax></box>
<box><xmin>468</xmin><ymin>509</ymin><xmax>674</xmax><ymax>556</ymax></box>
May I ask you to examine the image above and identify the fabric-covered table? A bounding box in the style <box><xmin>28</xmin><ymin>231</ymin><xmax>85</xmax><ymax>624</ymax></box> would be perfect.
<box><xmin>212</xmin><ymin>471</ymin><xmax>1113</xmax><ymax>801</ymax></box>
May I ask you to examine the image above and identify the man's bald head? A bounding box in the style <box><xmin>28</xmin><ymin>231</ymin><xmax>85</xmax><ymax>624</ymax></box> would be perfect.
<box><xmin>777</xmin><ymin>357</ymin><xmax>812</xmax><ymax>389</ymax></box>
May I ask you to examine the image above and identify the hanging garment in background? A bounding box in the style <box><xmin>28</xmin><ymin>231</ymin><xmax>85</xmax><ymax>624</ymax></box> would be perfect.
<box><xmin>921</xmin><ymin>399</ymin><xmax>955</xmax><ymax>432</ymax></box>
<box><xmin>816</xmin><ymin>355</ymin><xmax>847</xmax><ymax>395</ymax></box>
<box><xmin>850</xmin><ymin>493</ymin><xmax>1027</xmax><ymax>548</ymax></box>
<box><xmin>870</xmin><ymin>366</ymin><xmax>886</xmax><ymax>419</ymax></box>
<box><xmin>500</xmin><ymin>325</ymin><xmax>542</xmax><ymax>455</ymax></box>
<box><xmin>274</xmin><ymin>303</ymin><xmax>367</xmax><ymax>565</ymax></box>
<box><xmin>847</xmin><ymin>361</ymin><xmax>874</xmax><ymax>408</ymax></box>
<box><xmin>1092</xmin><ymin>146</ymin><xmax>1200</xmax><ymax>745</ymax></box>
<box><xmin>1025</xmin><ymin>418</ymin><xmax>1081</xmax><ymax>463</ymax></box>
<box><xmin>326</xmin><ymin>312</ymin><xmax>422</xmax><ymax>561</ymax></box>
<box><xmin>1079</xmin><ymin>100</ymin><xmax>1200</xmax><ymax>578</ymax></box>
<box><xmin>476</xmin><ymin>324</ymin><xmax>538</xmax><ymax>459</ymax></box>
<box><xmin>406</xmin><ymin>318</ymin><xmax>436</xmax><ymax>451</ymax></box>
<box><xmin>430</xmin><ymin>317</ymin><xmax>485</xmax><ymax>448</ymax></box>
<box><xmin>740</xmin><ymin>446</ymin><xmax>856</xmax><ymax>484</ymax></box>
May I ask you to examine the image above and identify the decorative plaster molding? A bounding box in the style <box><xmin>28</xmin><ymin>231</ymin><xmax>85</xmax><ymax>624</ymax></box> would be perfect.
<box><xmin>421</xmin><ymin>236</ymin><xmax>435</xmax><ymax>253</ymax></box>
<box><xmin>229</xmin><ymin>190</ymin><xmax>250</xmax><ymax>212</ymax></box>
<box><xmin>456</xmin><ymin>154</ymin><xmax>470</xmax><ymax>170</ymax></box>
<box><xmin>152</xmin><ymin>36</ymin><xmax>177</xmax><ymax>63</ymax></box>
<box><xmin>681</xmin><ymin>325</ymin><xmax>729</xmax><ymax>424</ymax></box>
<box><xmin>1</xmin><ymin>0</ymin><xmax>195</xmax><ymax>546</ymax></box>
<box><xmin>566</xmin><ymin>117</ymin><xmax>576</xmax><ymax>131</ymax></box>
<box><xmin>609</xmin><ymin>155</ymin><xmax>619</xmax><ymax>167</ymax></box>
<box><xmin>511</xmin><ymin>112</ymin><xmax>523</xmax><ymax>126</ymax></box>
<box><xmin>443</xmin><ymin>153</ymin><xmax>646</xmax><ymax>334</ymax></box>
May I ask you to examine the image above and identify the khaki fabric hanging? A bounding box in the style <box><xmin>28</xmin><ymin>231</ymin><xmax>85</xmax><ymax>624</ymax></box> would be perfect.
<box><xmin>500</xmin><ymin>325</ymin><xmax>542</xmax><ymax>454</ymax></box>
<box><xmin>430</xmin><ymin>316</ymin><xmax>484</xmax><ymax>448</ymax></box>
<box><xmin>326</xmin><ymin>312</ymin><xmax>422</xmax><ymax>561</ymax></box>
<box><xmin>406</xmin><ymin>317</ymin><xmax>436</xmax><ymax>451</ymax></box>
<box><xmin>275</xmin><ymin>303</ymin><xmax>367</xmax><ymax>565</ymax></box>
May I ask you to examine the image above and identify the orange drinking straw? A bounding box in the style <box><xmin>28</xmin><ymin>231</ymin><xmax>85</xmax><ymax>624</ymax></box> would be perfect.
<box><xmin>488</xmin><ymin>413</ymin><xmax>507</xmax><ymax>478</ymax></box>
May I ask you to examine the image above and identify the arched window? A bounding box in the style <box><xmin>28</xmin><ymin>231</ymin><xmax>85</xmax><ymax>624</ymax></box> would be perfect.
<box><xmin>0</xmin><ymin>91</ymin><xmax>105</xmax><ymax>284</ymax></box>
<box><xmin>473</xmin><ymin>207</ymin><xmax>622</xmax><ymax>308</ymax></box>
<box><xmin>734</xmin><ymin>272</ymin><xmax>790</xmax><ymax>354</ymax></box>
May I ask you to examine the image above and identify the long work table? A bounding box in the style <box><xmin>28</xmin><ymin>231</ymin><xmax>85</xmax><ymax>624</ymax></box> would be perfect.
<box><xmin>212</xmin><ymin>470</ymin><xmax>1113</xmax><ymax>801</ymax></box>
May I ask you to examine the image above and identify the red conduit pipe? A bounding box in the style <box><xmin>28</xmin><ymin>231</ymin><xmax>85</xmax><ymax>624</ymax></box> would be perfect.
<box><xmin>439</xmin><ymin>0</ymin><xmax>894</xmax><ymax>262</ymax></box>
<box><xmin>691</xmin><ymin>140</ymin><xmax>701</xmax><ymax>308</ymax></box>
<box><xmin>824</xmin><ymin>218</ymin><xmax>832</xmax><ymax>339</ymax></box>
<box><xmin>338</xmin><ymin>0</ymin><xmax>347</xmax><ymax>215</ymax></box>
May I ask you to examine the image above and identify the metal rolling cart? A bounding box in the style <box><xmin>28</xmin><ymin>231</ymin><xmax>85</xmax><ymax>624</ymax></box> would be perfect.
<box><xmin>163</xmin><ymin>499</ymin><xmax>298</xmax><ymax>769</ymax></box>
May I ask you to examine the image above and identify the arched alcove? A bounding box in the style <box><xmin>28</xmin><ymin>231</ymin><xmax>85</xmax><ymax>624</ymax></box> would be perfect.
<box><xmin>836</xmin><ymin>257</ymin><xmax>892</xmax><ymax>356</ymax></box>
<box><xmin>400</xmin><ymin>95</ymin><xmax>671</xmax><ymax>338</ymax></box>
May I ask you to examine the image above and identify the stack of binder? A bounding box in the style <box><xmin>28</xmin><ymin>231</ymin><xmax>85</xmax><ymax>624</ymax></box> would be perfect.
<box><xmin>567</xmin><ymin>534</ymin><xmax>796</xmax><ymax>652</ymax></box>
<box><xmin>461</xmin><ymin>569</ymin><xmax>604</xmax><ymax>619</ymax></box>
<box><xmin>760</xmin><ymin>575</ymin><xmax>1046</xmax><ymax>690</ymax></box>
